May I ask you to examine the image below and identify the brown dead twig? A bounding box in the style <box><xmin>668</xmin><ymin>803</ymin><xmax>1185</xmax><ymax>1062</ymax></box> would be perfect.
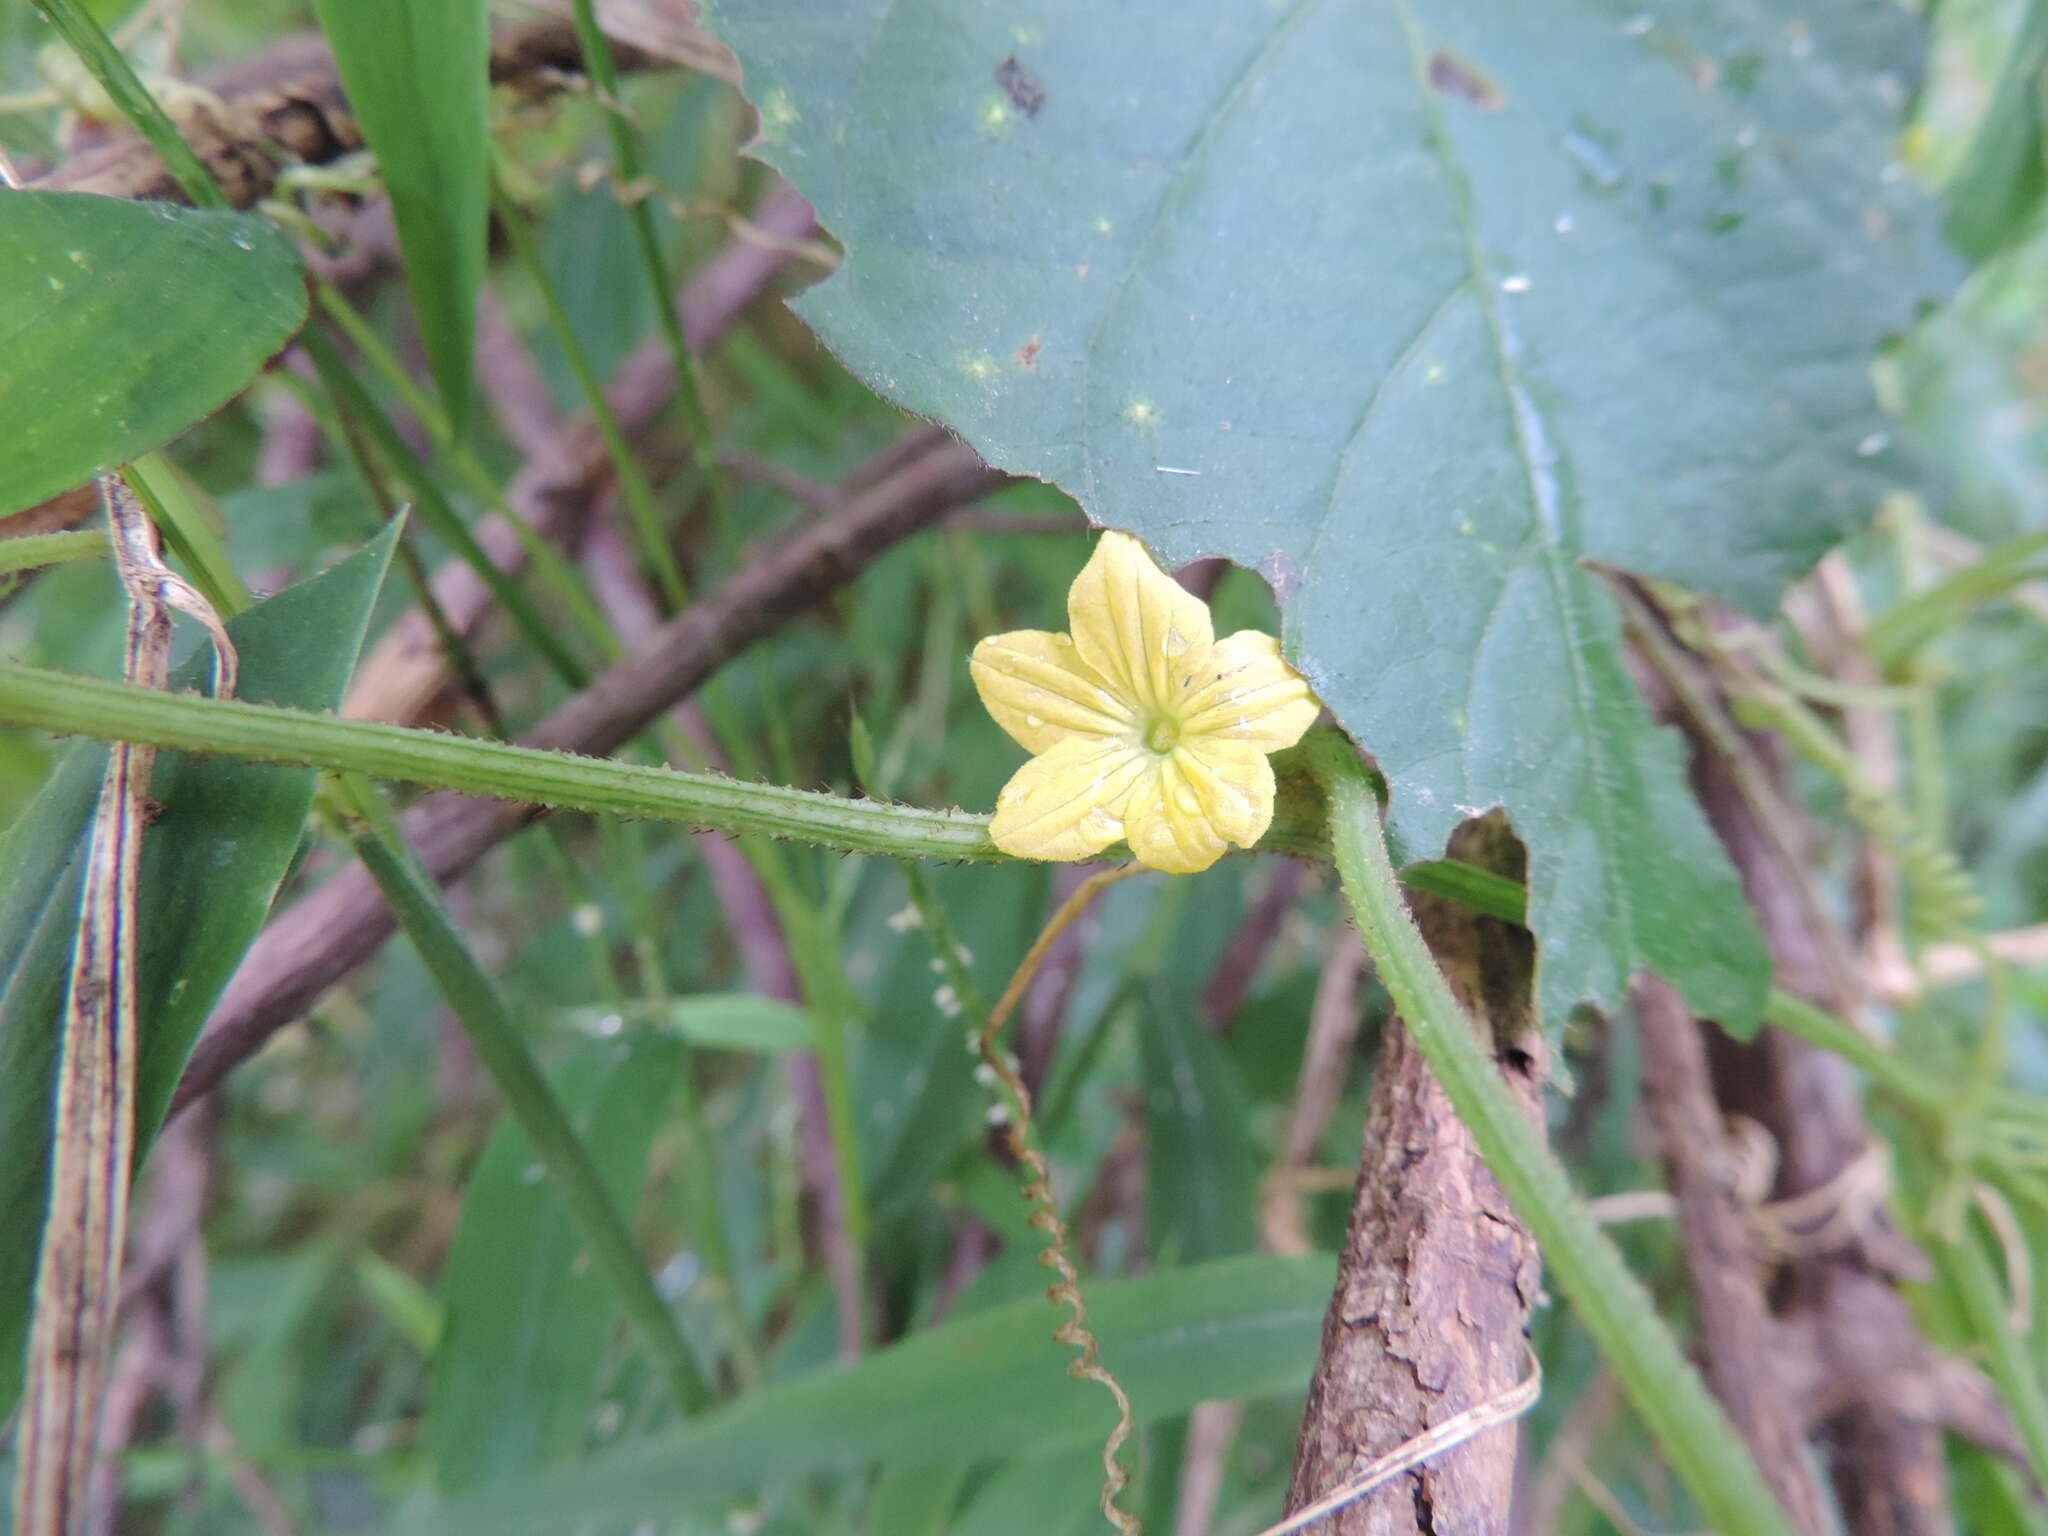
<box><xmin>1286</xmin><ymin>811</ymin><xmax>1546</xmax><ymax>1535</ymax></box>
<box><xmin>27</xmin><ymin>10</ymin><xmax>726</xmax><ymax>207</ymax></box>
<box><xmin>14</xmin><ymin>481</ymin><xmax>236</xmax><ymax>1536</ymax></box>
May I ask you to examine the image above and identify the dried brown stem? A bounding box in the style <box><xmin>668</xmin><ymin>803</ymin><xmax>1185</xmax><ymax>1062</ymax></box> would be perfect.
<box><xmin>1286</xmin><ymin>812</ymin><xmax>1544</xmax><ymax>1535</ymax></box>
<box><xmin>15</xmin><ymin>480</ymin><xmax>230</xmax><ymax>1536</ymax></box>
<box><xmin>171</xmin><ymin>434</ymin><xmax>1003</xmax><ymax>1118</ymax></box>
<box><xmin>28</xmin><ymin>13</ymin><xmax>715</xmax><ymax>207</ymax></box>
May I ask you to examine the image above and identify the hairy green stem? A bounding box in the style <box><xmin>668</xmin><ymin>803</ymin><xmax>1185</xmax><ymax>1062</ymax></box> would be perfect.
<box><xmin>0</xmin><ymin>662</ymin><xmax>1332</xmax><ymax>864</ymax></box>
<box><xmin>1760</xmin><ymin>989</ymin><xmax>1942</xmax><ymax>1114</ymax></box>
<box><xmin>1307</xmin><ymin>734</ymin><xmax>1798</xmax><ymax>1536</ymax></box>
<box><xmin>0</xmin><ymin>530</ymin><xmax>105</xmax><ymax>577</ymax></box>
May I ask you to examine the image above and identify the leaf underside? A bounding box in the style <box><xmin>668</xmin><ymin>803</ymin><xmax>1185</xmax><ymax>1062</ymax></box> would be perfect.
<box><xmin>706</xmin><ymin>0</ymin><xmax>1954</xmax><ymax>1032</ymax></box>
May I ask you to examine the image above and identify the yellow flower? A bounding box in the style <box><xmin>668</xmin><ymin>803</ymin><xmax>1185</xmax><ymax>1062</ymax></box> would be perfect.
<box><xmin>971</xmin><ymin>531</ymin><xmax>1320</xmax><ymax>874</ymax></box>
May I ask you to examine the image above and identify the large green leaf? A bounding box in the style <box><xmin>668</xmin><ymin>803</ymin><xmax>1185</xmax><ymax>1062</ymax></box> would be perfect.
<box><xmin>0</xmin><ymin>192</ymin><xmax>305</xmax><ymax>516</ymax></box>
<box><xmin>0</xmin><ymin>523</ymin><xmax>398</xmax><ymax>1413</ymax></box>
<box><xmin>409</xmin><ymin>1252</ymin><xmax>1332</xmax><ymax>1534</ymax></box>
<box><xmin>312</xmin><ymin>0</ymin><xmax>489</xmax><ymax>433</ymax></box>
<box><xmin>706</xmin><ymin>0</ymin><xmax>1956</xmax><ymax>1032</ymax></box>
<box><xmin>428</xmin><ymin>1034</ymin><xmax>681</xmax><ymax>1492</ymax></box>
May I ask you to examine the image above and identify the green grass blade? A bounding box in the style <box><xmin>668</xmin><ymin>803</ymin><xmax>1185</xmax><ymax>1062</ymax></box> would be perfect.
<box><xmin>404</xmin><ymin>1254</ymin><xmax>1333</xmax><ymax>1535</ymax></box>
<box><xmin>430</xmin><ymin>1034</ymin><xmax>686</xmax><ymax>1490</ymax></box>
<box><xmin>29</xmin><ymin>0</ymin><xmax>226</xmax><ymax>208</ymax></box>
<box><xmin>348</xmin><ymin>826</ymin><xmax>711</xmax><ymax>1417</ymax></box>
<box><xmin>311</xmin><ymin>0</ymin><xmax>490</xmax><ymax>432</ymax></box>
<box><xmin>0</xmin><ymin>526</ymin><xmax>400</xmax><ymax>1417</ymax></box>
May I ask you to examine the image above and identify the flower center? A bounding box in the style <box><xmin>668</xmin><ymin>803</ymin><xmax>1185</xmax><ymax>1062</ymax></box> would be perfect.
<box><xmin>1143</xmin><ymin>714</ymin><xmax>1182</xmax><ymax>755</ymax></box>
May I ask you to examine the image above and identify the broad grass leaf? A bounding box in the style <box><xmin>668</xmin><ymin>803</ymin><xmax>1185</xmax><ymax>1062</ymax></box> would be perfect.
<box><xmin>312</xmin><ymin>0</ymin><xmax>489</xmax><ymax>433</ymax></box>
<box><xmin>429</xmin><ymin>1035</ymin><xmax>682</xmax><ymax>1491</ymax></box>
<box><xmin>0</xmin><ymin>193</ymin><xmax>304</xmax><ymax>516</ymax></box>
<box><xmin>409</xmin><ymin>1253</ymin><xmax>1332</xmax><ymax>1534</ymax></box>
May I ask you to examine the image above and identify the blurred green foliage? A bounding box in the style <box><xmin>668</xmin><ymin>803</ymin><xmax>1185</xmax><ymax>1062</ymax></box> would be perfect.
<box><xmin>2</xmin><ymin>0</ymin><xmax>2048</xmax><ymax>1532</ymax></box>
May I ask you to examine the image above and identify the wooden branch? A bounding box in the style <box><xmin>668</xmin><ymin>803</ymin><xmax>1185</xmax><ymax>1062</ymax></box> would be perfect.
<box><xmin>1286</xmin><ymin>811</ymin><xmax>1544</xmax><ymax>1534</ymax></box>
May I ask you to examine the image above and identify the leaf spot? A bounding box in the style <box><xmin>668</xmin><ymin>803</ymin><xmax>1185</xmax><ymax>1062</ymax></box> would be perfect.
<box><xmin>995</xmin><ymin>55</ymin><xmax>1048</xmax><ymax>118</ymax></box>
<box><xmin>1425</xmin><ymin>49</ymin><xmax>1504</xmax><ymax>111</ymax></box>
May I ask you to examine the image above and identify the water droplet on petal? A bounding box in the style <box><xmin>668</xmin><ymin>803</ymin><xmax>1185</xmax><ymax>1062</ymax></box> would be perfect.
<box><xmin>1025</xmin><ymin>713</ymin><xmax>1045</xmax><ymax>729</ymax></box>
<box><xmin>1149</xmin><ymin>825</ymin><xmax>1174</xmax><ymax>846</ymax></box>
<box><xmin>1163</xmin><ymin>627</ymin><xmax>1188</xmax><ymax>656</ymax></box>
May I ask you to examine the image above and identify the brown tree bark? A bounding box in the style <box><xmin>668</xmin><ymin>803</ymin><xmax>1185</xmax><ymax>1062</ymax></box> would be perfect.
<box><xmin>1286</xmin><ymin>813</ymin><xmax>1546</xmax><ymax>1535</ymax></box>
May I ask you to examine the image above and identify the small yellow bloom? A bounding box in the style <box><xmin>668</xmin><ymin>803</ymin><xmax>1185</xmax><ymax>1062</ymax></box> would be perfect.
<box><xmin>971</xmin><ymin>531</ymin><xmax>1320</xmax><ymax>874</ymax></box>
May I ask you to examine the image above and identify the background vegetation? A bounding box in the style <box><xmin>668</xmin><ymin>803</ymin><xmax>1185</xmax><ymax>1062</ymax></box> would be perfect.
<box><xmin>2</xmin><ymin>0</ymin><xmax>2047</xmax><ymax>1532</ymax></box>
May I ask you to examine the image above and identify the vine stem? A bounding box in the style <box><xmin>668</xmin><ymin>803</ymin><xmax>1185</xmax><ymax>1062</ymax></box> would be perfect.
<box><xmin>1305</xmin><ymin>733</ymin><xmax>1799</xmax><ymax>1536</ymax></box>
<box><xmin>0</xmin><ymin>662</ymin><xmax>1330</xmax><ymax>864</ymax></box>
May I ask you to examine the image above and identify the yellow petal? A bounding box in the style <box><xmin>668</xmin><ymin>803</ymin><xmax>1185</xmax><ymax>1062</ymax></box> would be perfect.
<box><xmin>989</xmin><ymin>734</ymin><xmax>1150</xmax><ymax>863</ymax></box>
<box><xmin>1180</xmin><ymin>631</ymin><xmax>1320</xmax><ymax>752</ymax></box>
<box><xmin>1121</xmin><ymin>753</ymin><xmax>1237</xmax><ymax>874</ymax></box>
<box><xmin>1066</xmin><ymin>531</ymin><xmax>1214</xmax><ymax>714</ymax></box>
<box><xmin>1175</xmin><ymin>737</ymin><xmax>1276</xmax><ymax>848</ymax></box>
<box><xmin>970</xmin><ymin>630</ymin><xmax>1133</xmax><ymax>754</ymax></box>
